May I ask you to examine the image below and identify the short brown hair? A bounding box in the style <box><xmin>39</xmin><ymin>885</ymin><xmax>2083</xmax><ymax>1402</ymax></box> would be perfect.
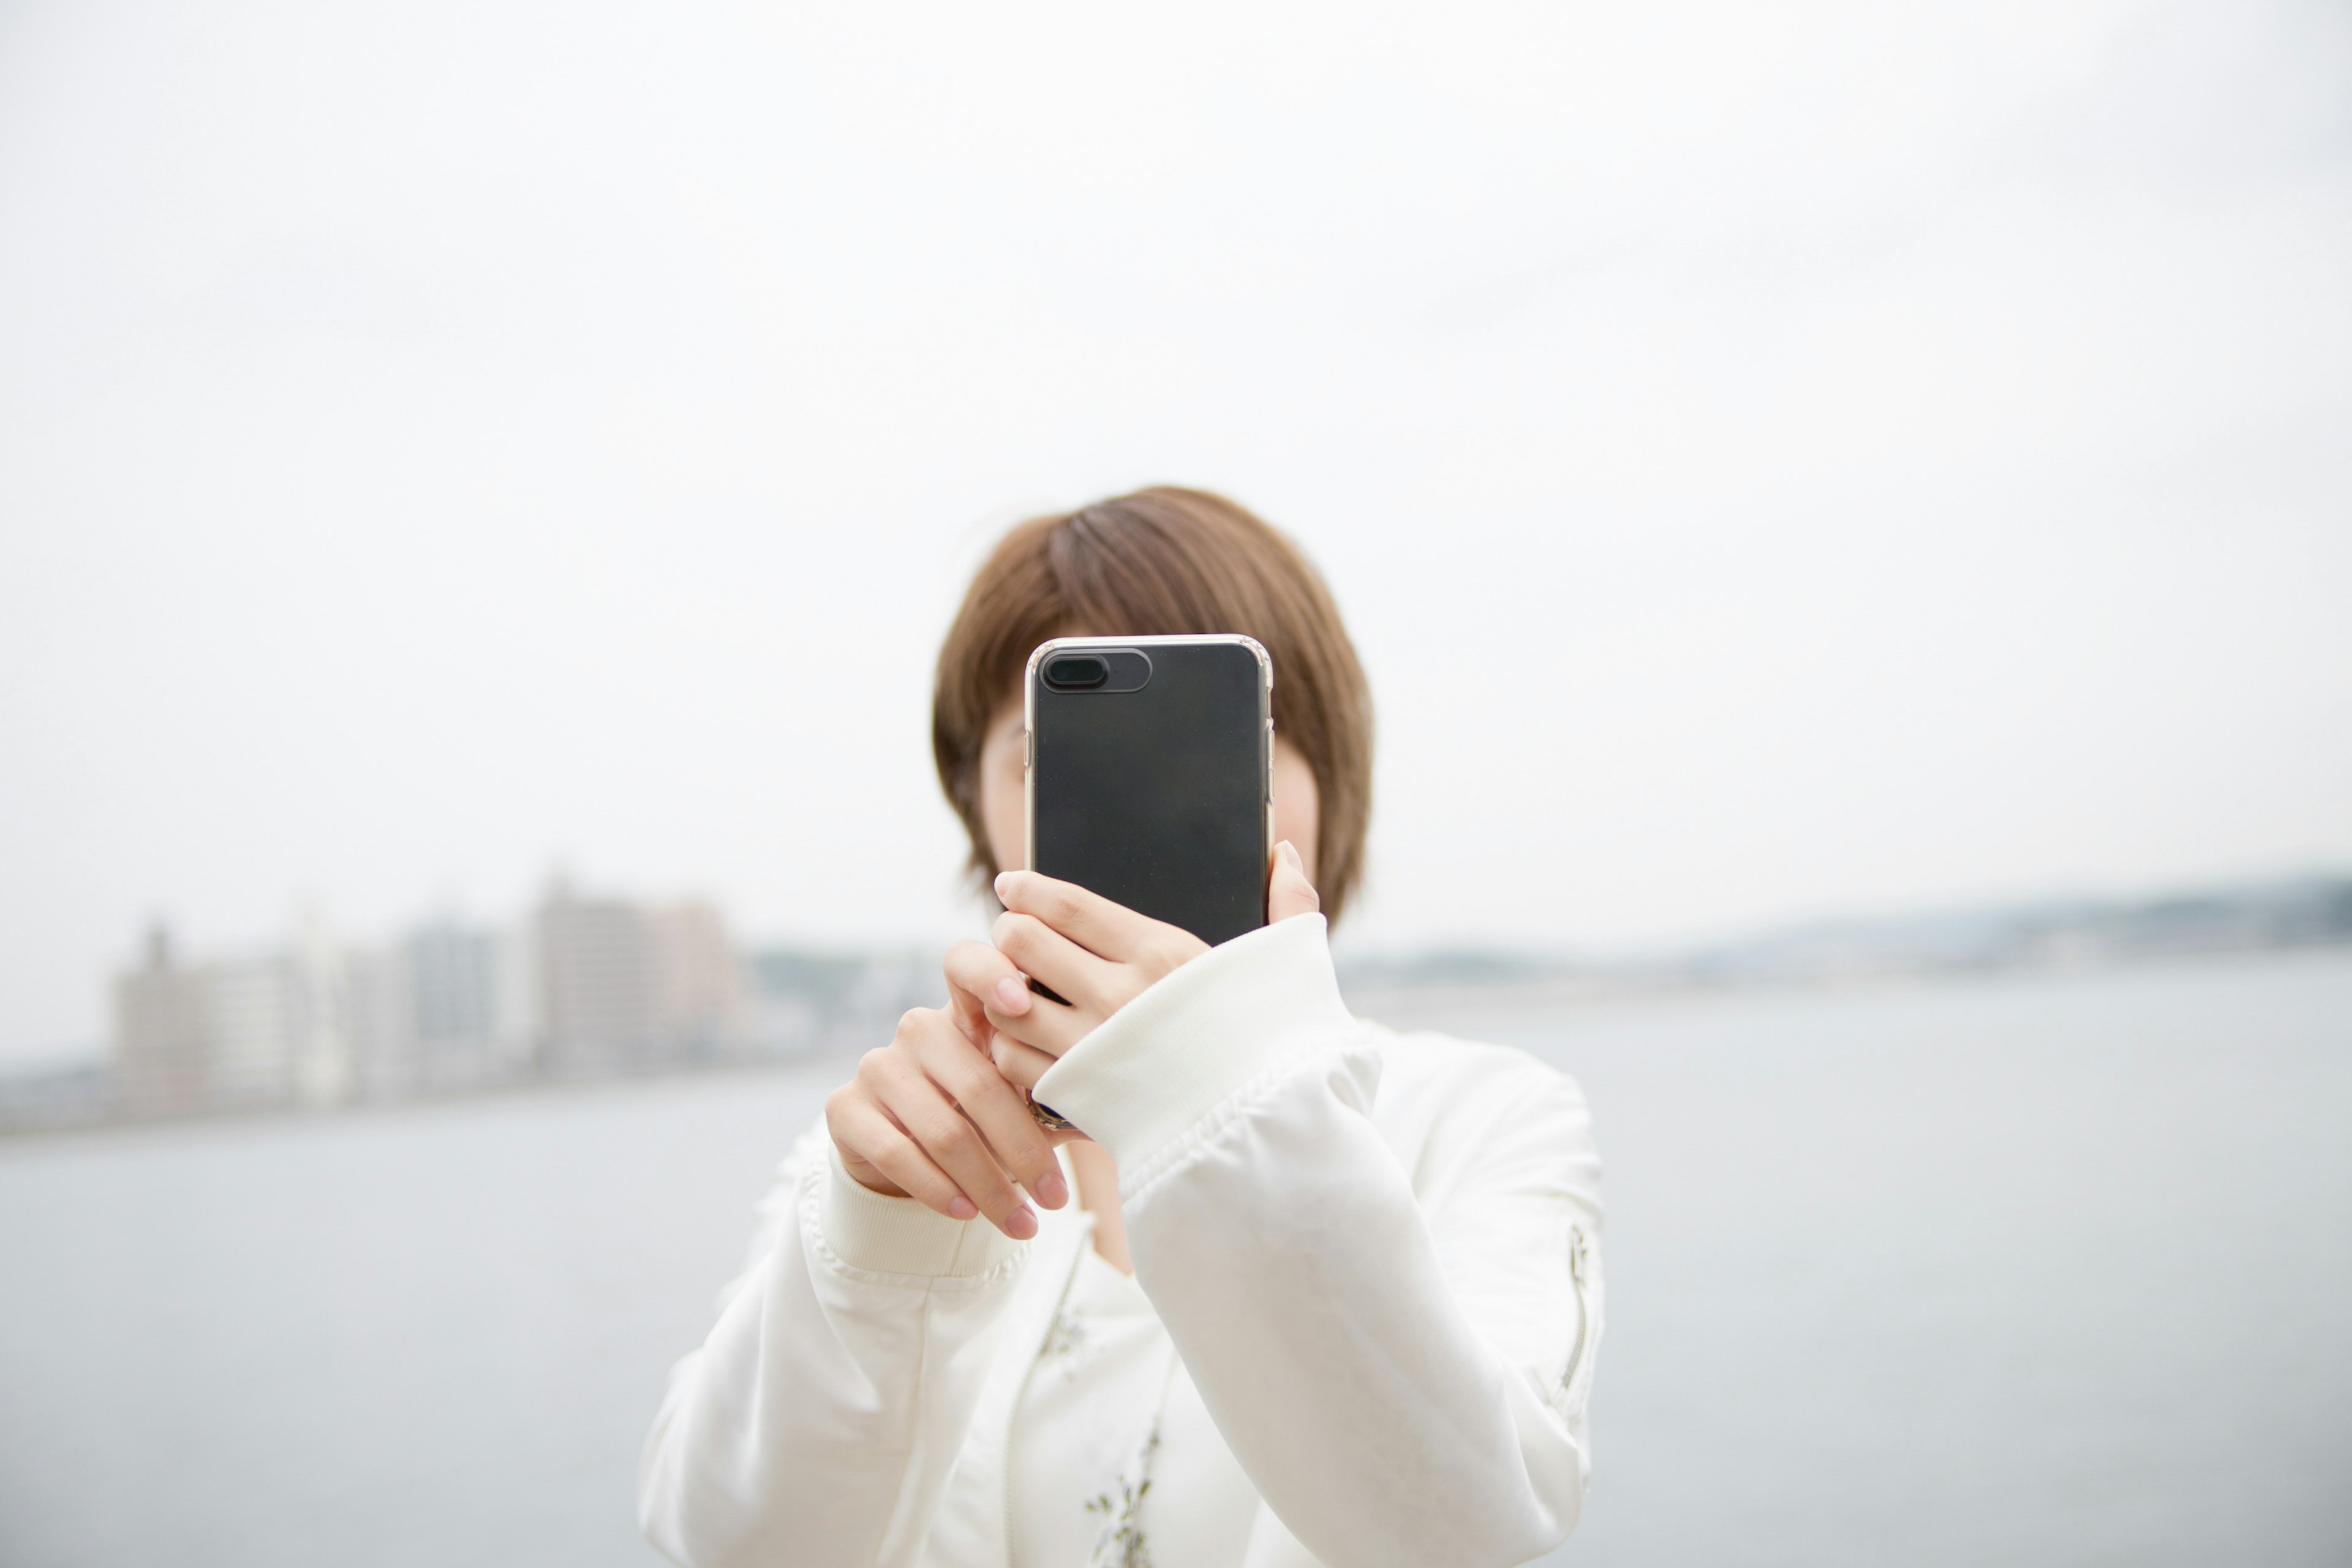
<box><xmin>933</xmin><ymin>487</ymin><xmax>1374</xmax><ymax>924</ymax></box>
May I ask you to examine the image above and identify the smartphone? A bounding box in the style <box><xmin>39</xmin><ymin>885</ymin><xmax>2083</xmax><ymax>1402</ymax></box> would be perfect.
<box><xmin>1023</xmin><ymin>634</ymin><xmax>1275</xmax><ymax>947</ymax></box>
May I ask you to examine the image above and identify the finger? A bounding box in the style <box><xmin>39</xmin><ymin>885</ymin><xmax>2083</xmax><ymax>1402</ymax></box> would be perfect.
<box><xmin>864</xmin><ymin>1041</ymin><xmax>1037</xmax><ymax>1239</ymax></box>
<box><xmin>984</xmin><ymin>995</ymin><xmax>1089</xmax><ymax>1060</ymax></box>
<box><xmin>990</xmin><ymin>910</ymin><xmax>1117</xmax><ymax>1011</ymax></box>
<box><xmin>910</xmin><ymin>1016</ymin><xmax>1069</xmax><ymax>1208</ymax></box>
<box><xmin>992</xmin><ymin>870</ymin><xmax>1164</xmax><ymax>961</ymax></box>
<box><xmin>827</xmin><ymin>1087</ymin><xmax>977</xmax><ymax>1220</ymax></box>
<box><xmin>943</xmin><ymin>938</ymin><xmax>1032</xmax><ymax>1047</ymax></box>
<box><xmin>990</xmin><ymin>1033</ymin><xmax>1061</xmax><ymax>1093</ymax></box>
<box><xmin>1269</xmin><ymin>839</ymin><xmax>1322</xmax><ymax>923</ymax></box>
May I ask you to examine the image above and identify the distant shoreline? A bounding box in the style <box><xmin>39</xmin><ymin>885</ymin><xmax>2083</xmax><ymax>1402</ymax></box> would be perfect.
<box><xmin>1345</xmin><ymin>937</ymin><xmax>2352</xmax><ymax>1032</ymax></box>
<box><xmin>7</xmin><ymin>873</ymin><xmax>2346</xmax><ymax>1137</ymax></box>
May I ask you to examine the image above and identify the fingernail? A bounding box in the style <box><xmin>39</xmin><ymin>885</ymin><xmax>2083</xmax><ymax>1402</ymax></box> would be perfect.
<box><xmin>995</xmin><ymin>977</ymin><xmax>1029</xmax><ymax>1012</ymax></box>
<box><xmin>1006</xmin><ymin>1206</ymin><xmax>1038</xmax><ymax>1240</ymax></box>
<box><xmin>1035</xmin><ymin>1170</ymin><xmax>1068</xmax><ymax>1208</ymax></box>
<box><xmin>1281</xmin><ymin>840</ymin><xmax>1303</xmax><ymax>871</ymax></box>
<box><xmin>993</xmin><ymin>872</ymin><xmax>1012</xmax><ymax>901</ymax></box>
<box><xmin>946</xmin><ymin>1194</ymin><xmax>978</xmax><ymax>1220</ymax></box>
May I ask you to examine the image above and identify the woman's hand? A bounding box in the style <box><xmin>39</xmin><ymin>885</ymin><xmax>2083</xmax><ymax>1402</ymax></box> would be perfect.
<box><xmin>823</xmin><ymin>1004</ymin><xmax>1071</xmax><ymax>1238</ymax></box>
<box><xmin>946</xmin><ymin>840</ymin><xmax>1321</xmax><ymax>1096</ymax></box>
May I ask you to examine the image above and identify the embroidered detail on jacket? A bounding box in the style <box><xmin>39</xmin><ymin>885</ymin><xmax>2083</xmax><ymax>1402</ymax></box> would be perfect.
<box><xmin>1084</xmin><ymin>1422</ymin><xmax>1161</xmax><ymax>1568</ymax></box>
<box><xmin>1038</xmin><ymin>1307</ymin><xmax>1089</xmax><ymax>1374</ymax></box>
<box><xmin>1553</xmin><ymin>1224</ymin><xmax>1597</xmax><ymax>1415</ymax></box>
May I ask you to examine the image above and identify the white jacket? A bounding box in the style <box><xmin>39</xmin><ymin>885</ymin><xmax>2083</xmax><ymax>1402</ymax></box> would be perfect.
<box><xmin>639</xmin><ymin>914</ymin><xmax>1605</xmax><ymax>1568</ymax></box>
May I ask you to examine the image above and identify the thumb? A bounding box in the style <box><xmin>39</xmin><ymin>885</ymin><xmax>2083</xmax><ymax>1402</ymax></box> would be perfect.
<box><xmin>1268</xmin><ymin>840</ymin><xmax>1322</xmax><ymax>923</ymax></box>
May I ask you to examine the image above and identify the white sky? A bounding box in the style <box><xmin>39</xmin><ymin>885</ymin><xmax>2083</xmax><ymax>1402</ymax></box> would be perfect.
<box><xmin>2</xmin><ymin>1</ymin><xmax>2348</xmax><ymax>1063</ymax></box>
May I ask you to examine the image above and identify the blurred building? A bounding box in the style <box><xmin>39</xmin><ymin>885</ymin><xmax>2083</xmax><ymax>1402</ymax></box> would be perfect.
<box><xmin>112</xmin><ymin>926</ymin><xmax>209</xmax><ymax>1114</ymax></box>
<box><xmin>345</xmin><ymin>917</ymin><xmax>533</xmax><ymax>1097</ymax></box>
<box><xmin>651</xmin><ymin>900</ymin><xmax>753</xmax><ymax>1060</ymax></box>
<box><xmin>102</xmin><ymin>883</ymin><xmax>781</xmax><ymax>1121</ymax></box>
<box><xmin>200</xmin><ymin>954</ymin><xmax>301</xmax><ymax>1107</ymax></box>
<box><xmin>410</xmin><ymin>918</ymin><xmax>536</xmax><ymax>1085</ymax></box>
<box><xmin>111</xmin><ymin>922</ymin><xmax>345</xmax><ymax>1115</ymax></box>
<box><xmin>288</xmin><ymin>915</ymin><xmax>353</xmax><ymax>1106</ymax></box>
<box><xmin>745</xmin><ymin>946</ymin><xmax>943</xmax><ymax>1055</ymax></box>
<box><xmin>535</xmin><ymin>881</ymin><xmax>753</xmax><ymax>1070</ymax></box>
<box><xmin>535</xmin><ymin>879</ymin><xmax>660</xmax><ymax>1071</ymax></box>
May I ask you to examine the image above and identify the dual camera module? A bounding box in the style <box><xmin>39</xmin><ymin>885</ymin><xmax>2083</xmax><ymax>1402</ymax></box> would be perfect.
<box><xmin>1042</xmin><ymin>654</ymin><xmax>1107</xmax><ymax>688</ymax></box>
<box><xmin>1040</xmin><ymin>649</ymin><xmax>1153</xmax><ymax>693</ymax></box>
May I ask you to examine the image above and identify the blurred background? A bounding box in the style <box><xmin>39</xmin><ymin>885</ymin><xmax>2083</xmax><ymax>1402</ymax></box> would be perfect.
<box><xmin>1</xmin><ymin>2</ymin><xmax>2347</xmax><ymax>1564</ymax></box>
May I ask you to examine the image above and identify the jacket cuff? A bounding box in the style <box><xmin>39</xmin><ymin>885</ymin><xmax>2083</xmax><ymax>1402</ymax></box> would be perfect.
<box><xmin>1032</xmin><ymin>913</ymin><xmax>1359</xmax><ymax>1173</ymax></box>
<box><xmin>818</xmin><ymin>1142</ymin><xmax>1027</xmax><ymax>1278</ymax></box>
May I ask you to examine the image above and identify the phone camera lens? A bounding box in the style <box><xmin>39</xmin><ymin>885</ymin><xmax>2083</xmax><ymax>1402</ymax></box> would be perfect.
<box><xmin>1044</xmin><ymin>655</ymin><xmax>1108</xmax><ymax>690</ymax></box>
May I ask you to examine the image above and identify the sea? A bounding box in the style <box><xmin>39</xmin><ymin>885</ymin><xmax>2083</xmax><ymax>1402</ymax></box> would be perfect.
<box><xmin>1</xmin><ymin>948</ymin><xmax>2346</xmax><ymax>1567</ymax></box>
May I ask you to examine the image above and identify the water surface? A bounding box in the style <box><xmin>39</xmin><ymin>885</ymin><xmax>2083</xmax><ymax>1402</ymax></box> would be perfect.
<box><xmin>2</xmin><ymin>951</ymin><xmax>2346</xmax><ymax>1566</ymax></box>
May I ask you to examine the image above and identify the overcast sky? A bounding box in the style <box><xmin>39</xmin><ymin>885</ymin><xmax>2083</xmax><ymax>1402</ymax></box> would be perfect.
<box><xmin>1</xmin><ymin>1</ymin><xmax>2347</xmax><ymax>1063</ymax></box>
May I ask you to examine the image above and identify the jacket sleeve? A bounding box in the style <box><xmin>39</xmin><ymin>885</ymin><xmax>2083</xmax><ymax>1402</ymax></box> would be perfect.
<box><xmin>1031</xmin><ymin>914</ymin><xmax>1605</xmax><ymax>1568</ymax></box>
<box><xmin>638</xmin><ymin>1118</ymin><xmax>1033</xmax><ymax>1568</ymax></box>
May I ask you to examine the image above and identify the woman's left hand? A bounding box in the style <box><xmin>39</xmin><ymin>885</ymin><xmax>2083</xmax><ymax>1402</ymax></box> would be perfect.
<box><xmin>946</xmin><ymin>840</ymin><xmax>1321</xmax><ymax>1095</ymax></box>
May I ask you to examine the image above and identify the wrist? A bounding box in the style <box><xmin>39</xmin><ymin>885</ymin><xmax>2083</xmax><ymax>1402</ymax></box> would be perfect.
<box><xmin>1031</xmin><ymin>913</ymin><xmax>1357</xmax><ymax>1173</ymax></box>
<box><xmin>819</xmin><ymin>1142</ymin><xmax>1027</xmax><ymax>1278</ymax></box>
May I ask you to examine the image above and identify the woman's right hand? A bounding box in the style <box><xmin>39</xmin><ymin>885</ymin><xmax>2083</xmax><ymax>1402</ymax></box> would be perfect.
<box><xmin>824</xmin><ymin>1003</ymin><xmax>1070</xmax><ymax>1240</ymax></box>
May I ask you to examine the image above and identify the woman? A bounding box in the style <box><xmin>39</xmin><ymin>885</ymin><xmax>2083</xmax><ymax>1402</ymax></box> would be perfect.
<box><xmin>639</xmin><ymin>489</ymin><xmax>1605</xmax><ymax>1568</ymax></box>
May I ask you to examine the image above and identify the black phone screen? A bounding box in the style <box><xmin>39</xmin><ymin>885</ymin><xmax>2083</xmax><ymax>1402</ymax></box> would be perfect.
<box><xmin>1027</xmin><ymin>637</ymin><xmax>1272</xmax><ymax>948</ymax></box>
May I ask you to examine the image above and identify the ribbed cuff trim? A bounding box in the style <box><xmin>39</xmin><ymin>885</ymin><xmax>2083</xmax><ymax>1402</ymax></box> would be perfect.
<box><xmin>820</xmin><ymin>1142</ymin><xmax>1027</xmax><ymax>1278</ymax></box>
<box><xmin>1032</xmin><ymin>913</ymin><xmax>1357</xmax><ymax>1172</ymax></box>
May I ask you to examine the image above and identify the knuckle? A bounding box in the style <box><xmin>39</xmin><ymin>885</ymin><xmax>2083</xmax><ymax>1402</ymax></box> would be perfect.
<box><xmin>1002</xmin><ymin>1117</ymin><xmax>1047</xmax><ymax>1158</ymax></box>
<box><xmin>876</xmin><ymin>1150</ymin><xmax>931</xmax><ymax>1194</ymax></box>
<box><xmin>948</xmin><ymin>1054</ymin><xmax>1005</xmax><ymax>1100</ymax></box>
<box><xmin>933</xmin><ymin>1057</ymin><xmax>989</xmax><ymax>1106</ymax></box>
<box><xmin>992</xmin><ymin>914</ymin><xmax>1044</xmax><ymax>960</ymax></box>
